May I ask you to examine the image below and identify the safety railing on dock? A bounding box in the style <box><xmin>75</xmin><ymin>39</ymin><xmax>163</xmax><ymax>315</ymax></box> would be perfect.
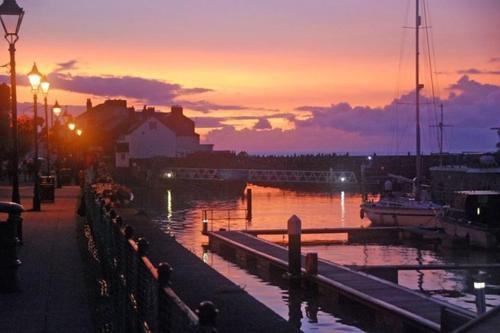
<box><xmin>202</xmin><ymin>208</ymin><xmax>250</xmax><ymax>232</ymax></box>
<box><xmin>85</xmin><ymin>184</ymin><xmax>217</xmax><ymax>333</ymax></box>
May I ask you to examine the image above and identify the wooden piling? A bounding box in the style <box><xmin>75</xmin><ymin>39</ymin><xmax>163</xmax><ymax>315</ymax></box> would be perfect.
<box><xmin>305</xmin><ymin>253</ymin><xmax>318</xmax><ymax>275</ymax></box>
<box><xmin>246</xmin><ymin>188</ymin><xmax>252</xmax><ymax>220</ymax></box>
<box><xmin>287</xmin><ymin>215</ymin><xmax>301</xmax><ymax>278</ymax></box>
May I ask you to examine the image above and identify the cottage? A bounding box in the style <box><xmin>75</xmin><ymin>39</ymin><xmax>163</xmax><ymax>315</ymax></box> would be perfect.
<box><xmin>115</xmin><ymin>105</ymin><xmax>213</xmax><ymax>167</ymax></box>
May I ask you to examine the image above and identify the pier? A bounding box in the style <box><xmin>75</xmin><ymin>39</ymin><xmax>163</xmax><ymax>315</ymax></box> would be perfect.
<box><xmin>207</xmin><ymin>230</ymin><xmax>476</xmax><ymax>332</ymax></box>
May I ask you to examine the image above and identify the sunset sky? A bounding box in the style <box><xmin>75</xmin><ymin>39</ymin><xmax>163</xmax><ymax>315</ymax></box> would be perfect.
<box><xmin>3</xmin><ymin>0</ymin><xmax>500</xmax><ymax>154</ymax></box>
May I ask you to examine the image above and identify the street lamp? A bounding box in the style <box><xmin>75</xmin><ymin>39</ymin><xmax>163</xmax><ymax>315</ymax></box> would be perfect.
<box><xmin>52</xmin><ymin>101</ymin><xmax>63</xmax><ymax>188</ymax></box>
<box><xmin>68</xmin><ymin>122</ymin><xmax>76</xmax><ymax>131</ymax></box>
<box><xmin>27</xmin><ymin>62</ymin><xmax>42</xmax><ymax>211</ymax></box>
<box><xmin>52</xmin><ymin>100</ymin><xmax>62</xmax><ymax>122</ymax></box>
<box><xmin>76</xmin><ymin>129</ymin><xmax>82</xmax><ymax>136</ymax></box>
<box><xmin>0</xmin><ymin>0</ymin><xmax>25</xmax><ymax>204</ymax></box>
<box><xmin>40</xmin><ymin>75</ymin><xmax>50</xmax><ymax>175</ymax></box>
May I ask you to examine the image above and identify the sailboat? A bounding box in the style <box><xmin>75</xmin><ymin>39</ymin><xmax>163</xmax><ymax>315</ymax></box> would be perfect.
<box><xmin>360</xmin><ymin>0</ymin><xmax>442</xmax><ymax>228</ymax></box>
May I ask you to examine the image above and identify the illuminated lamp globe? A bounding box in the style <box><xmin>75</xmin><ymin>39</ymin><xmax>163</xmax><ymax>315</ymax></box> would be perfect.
<box><xmin>27</xmin><ymin>62</ymin><xmax>42</xmax><ymax>91</ymax></box>
<box><xmin>40</xmin><ymin>75</ymin><xmax>50</xmax><ymax>96</ymax></box>
<box><xmin>52</xmin><ymin>101</ymin><xmax>62</xmax><ymax>117</ymax></box>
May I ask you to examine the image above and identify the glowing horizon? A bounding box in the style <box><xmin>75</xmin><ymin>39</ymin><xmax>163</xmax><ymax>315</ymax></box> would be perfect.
<box><xmin>2</xmin><ymin>0</ymin><xmax>499</xmax><ymax>153</ymax></box>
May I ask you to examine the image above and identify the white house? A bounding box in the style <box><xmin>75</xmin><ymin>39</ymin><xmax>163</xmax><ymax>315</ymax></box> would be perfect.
<box><xmin>115</xmin><ymin>106</ymin><xmax>213</xmax><ymax>167</ymax></box>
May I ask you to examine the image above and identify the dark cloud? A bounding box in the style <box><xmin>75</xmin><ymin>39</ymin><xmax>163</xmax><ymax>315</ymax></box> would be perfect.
<box><xmin>54</xmin><ymin>60</ymin><xmax>79</xmax><ymax>72</ymax></box>
<box><xmin>457</xmin><ymin>68</ymin><xmax>500</xmax><ymax>75</ymax></box>
<box><xmin>489</xmin><ymin>57</ymin><xmax>500</xmax><ymax>63</ymax></box>
<box><xmin>205</xmin><ymin>76</ymin><xmax>500</xmax><ymax>154</ymax></box>
<box><xmin>46</xmin><ymin>72</ymin><xmax>212</xmax><ymax>106</ymax></box>
<box><xmin>194</xmin><ymin>113</ymin><xmax>294</xmax><ymax>128</ymax></box>
<box><xmin>253</xmin><ymin>118</ymin><xmax>272</xmax><ymax>130</ymax></box>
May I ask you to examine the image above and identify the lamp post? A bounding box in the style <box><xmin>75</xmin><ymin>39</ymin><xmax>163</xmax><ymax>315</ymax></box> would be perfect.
<box><xmin>52</xmin><ymin>101</ymin><xmax>62</xmax><ymax>188</ymax></box>
<box><xmin>52</xmin><ymin>100</ymin><xmax>61</xmax><ymax>127</ymax></box>
<box><xmin>0</xmin><ymin>0</ymin><xmax>25</xmax><ymax>204</ymax></box>
<box><xmin>27</xmin><ymin>62</ymin><xmax>42</xmax><ymax>211</ymax></box>
<box><xmin>40</xmin><ymin>75</ymin><xmax>50</xmax><ymax>175</ymax></box>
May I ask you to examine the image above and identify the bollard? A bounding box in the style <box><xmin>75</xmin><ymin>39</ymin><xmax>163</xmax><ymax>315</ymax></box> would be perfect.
<box><xmin>246</xmin><ymin>188</ymin><xmax>252</xmax><ymax>220</ymax></box>
<box><xmin>287</xmin><ymin>215</ymin><xmax>301</xmax><ymax>278</ymax></box>
<box><xmin>157</xmin><ymin>262</ymin><xmax>173</xmax><ymax>288</ymax></box>
<box><xmin>305</xmin><ymin>253</ymin><xmax>318</xmax><ymax>275</ymax></box>
<box><xmin>474</xmin><ymin>272</ymin><xmax>487</xmax><ymax>314</ymax></box>
<box><xmin>0</xmin><ymin>202</ymin><xmax>24</xmax><ymax>293</ymax></box>
<box><xmin>196</xmin><ymin>301</ymin><xmax>218</xmax><ymax>330</ymax></box>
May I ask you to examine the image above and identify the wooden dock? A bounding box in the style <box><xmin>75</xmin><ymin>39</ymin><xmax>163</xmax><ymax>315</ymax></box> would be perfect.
<box><xmin>207</xmin><ymin>230</ymin><xmax>475</xmax><ymax>333</ymax></box>
<box><xmin>243</xmin><ymin>226</ymin><xmax>442</xmax><ymax>243</ymax></box>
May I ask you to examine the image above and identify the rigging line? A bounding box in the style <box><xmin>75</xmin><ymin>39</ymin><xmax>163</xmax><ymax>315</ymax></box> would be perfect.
<box><xmin>423</xmin><ymin>0</ymin><xmax>440</xmax><ymax>152</ymax></box>
<box><xmin>392</xmin><ymin>0</ymin><xmax>413</xmax><ymax>154</ymax></box>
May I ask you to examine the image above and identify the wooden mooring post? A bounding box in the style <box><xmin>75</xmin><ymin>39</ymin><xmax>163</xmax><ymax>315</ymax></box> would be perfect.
<box><xmin>245</xmin><ymin>188</ymin><xmax>252</xmax><ymax>220</ymax></box>
<box><xmin>287</xmin><ymin>215</ymin><xmax>301</xmax><ymax>279</ymax></box>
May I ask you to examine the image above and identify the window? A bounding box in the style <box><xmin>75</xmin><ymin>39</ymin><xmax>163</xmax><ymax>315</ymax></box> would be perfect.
<box><xmin>116</xmin><ymin>142</ymin><xmax>129</xmax><ymax>153</ymax></box>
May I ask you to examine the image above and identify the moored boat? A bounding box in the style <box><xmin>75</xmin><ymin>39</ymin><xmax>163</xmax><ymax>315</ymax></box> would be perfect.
<box><xmin>360</xmin><ymin>0</ymin><xmax>443</xmax><ymax>227</ymax></box>
<box><xmin>440</xmin><ymin>190</ymin><xmax>500</xmax><ymax>248</ymax></box>
<box><xmin>362</xmin><ymin>195</ymin><xmax>441</xmax><ymax>227</ymax></box>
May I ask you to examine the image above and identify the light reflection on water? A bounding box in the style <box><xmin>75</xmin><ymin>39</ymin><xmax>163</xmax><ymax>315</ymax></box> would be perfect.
<box><xmin>142</xmin><ymin>184</ymin><xmax>500</xmax><ymax>332</ymax></box>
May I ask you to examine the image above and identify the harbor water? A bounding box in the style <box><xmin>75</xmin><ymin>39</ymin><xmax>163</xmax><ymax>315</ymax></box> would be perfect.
<box><xmin>135</xmin><ymin>184</ymin><xmax>500</xmax><ymax>332</ymax></box>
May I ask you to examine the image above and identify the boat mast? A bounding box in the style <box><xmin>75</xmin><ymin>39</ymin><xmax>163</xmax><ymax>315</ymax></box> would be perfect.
<box><xmin>415</xmin><ymin>0</ymin><xmax>422</xmax><ymax>200</ymax></box>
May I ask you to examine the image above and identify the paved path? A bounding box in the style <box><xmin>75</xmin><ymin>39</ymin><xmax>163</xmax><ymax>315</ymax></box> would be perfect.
<box><xmin>0</xmin><ymin>186</ymin><xmax>93</xmax><ymax>333</ymax></box>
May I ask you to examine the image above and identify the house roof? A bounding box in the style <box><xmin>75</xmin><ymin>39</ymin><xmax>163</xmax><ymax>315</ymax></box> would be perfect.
<box><xmin>126</xmin><ymin>112</ymin><xmax>198</xmax><ymax>138</ymax></box>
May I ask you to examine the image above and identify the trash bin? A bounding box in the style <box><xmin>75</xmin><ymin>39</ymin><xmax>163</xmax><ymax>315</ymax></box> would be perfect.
<box><xmin>59</xmin><ymin>168</ymin><xmax>73</xmax><ymax>186</ymax></box>
<box><xmin>0</xmin><ymin>201</ymin><xmax>24</xmax><ymax>293</ymax></box>
<box><xmin>40</xmin><ymin>176</ymin><xmax>56</xmax><ymax>202</ymax></box>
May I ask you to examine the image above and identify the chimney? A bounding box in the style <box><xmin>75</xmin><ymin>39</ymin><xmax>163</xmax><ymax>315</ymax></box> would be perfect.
<box><xmin>86</xmin><ymin>98</ymin><xmax>92</xmax><ymax>112</ymax></box>
<box><xmin>171</xmin><ymin>105</ymin><xmax>183</xmax><ymax>117</ymax></box>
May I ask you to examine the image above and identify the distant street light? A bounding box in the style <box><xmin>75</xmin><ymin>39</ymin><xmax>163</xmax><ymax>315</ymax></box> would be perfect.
<box><xmin>52</xmin><ymin>100</ymin><xmax>62</xmax><ymax>122</ymax></box>
<box><xmin>0</xmin><ymin>0</ymin><xmax>25</xmax><ymax>204</ymax></box>
<box><xmin>68</xmin><ymin>122</ymin><xmax>76</xmax><ymax>131</ymax></box>
<box><xmin>40</xmin><ymin>75</ymin><xmax>50</xmax><ymax>175</ymax></box>
<box><xmin>52</xmin><ymin>101</ymin><xmax>63</xmax><ymax>189</ymax></box>
<box><xmin>76</xmin><ymin>129</ymin><xmax>82</xmax><ymax>136</ymax></box>
<box><xmin>27</xmin><ymin>62</ymin><xmax>42</xmax><ymax>211</ymax></box>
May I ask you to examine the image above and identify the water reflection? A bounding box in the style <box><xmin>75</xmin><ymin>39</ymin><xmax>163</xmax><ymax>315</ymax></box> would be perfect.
<box><xmin>138</xmin><ymin>184</ymin><xmax>500</xmax><ymax>330</ymax></box>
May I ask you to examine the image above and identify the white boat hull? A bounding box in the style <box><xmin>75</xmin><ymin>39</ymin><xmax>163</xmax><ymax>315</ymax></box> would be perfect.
<box><xmin>362</xmin><ymin>205</ymin><xmax>439</xmax><ymax>228</ymax></box>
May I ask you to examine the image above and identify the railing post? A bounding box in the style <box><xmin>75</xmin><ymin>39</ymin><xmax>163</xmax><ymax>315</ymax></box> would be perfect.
<box><xmin>157</xmin><ymin>262</ymin><xmax>173</xmax><ymax>333</ymax></box>
<box><xmin>196</xmin><ymin>301</ymin><xmax>219</xmax><ymax>333</ymax></box>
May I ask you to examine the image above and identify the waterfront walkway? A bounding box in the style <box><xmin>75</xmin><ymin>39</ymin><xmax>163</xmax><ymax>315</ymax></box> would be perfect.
<box><xmin>0</xmin><ymin>186</ymin><xmax>93</xmax><ymax>333</ymax></box>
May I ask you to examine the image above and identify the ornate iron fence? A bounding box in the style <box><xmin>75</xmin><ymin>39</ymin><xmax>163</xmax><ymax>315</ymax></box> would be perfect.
<box><xmin>84</xmin><ymin>185</ymin><xmax>218</xmax><ymax>333</ymax></box>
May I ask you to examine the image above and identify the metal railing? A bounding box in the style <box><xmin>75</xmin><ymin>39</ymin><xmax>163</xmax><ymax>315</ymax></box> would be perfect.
<box><xmin>85</xmin><ymin>185</ymin><xmax>218</xmax><ymax>333</ymax></box>
<box><xmin>201</xmin><ymin>209</ymin><xmax>250</xmax><ymax>232</ymax></box>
